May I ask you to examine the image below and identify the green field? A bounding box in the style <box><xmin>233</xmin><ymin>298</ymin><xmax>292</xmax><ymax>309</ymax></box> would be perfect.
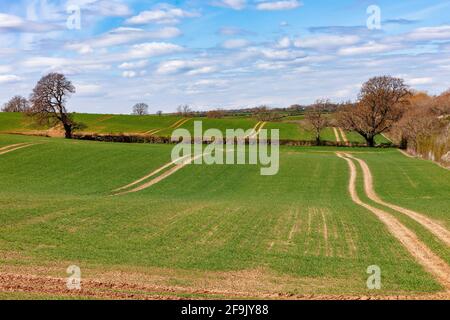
<box><xmin>0</xmin><ymin>133</ymin><xmax>448</xmax><ymax>299</ymax></box>
<box><xmin>0</xmin><ymin>112</ymin><xmax>390</xmax><ymax>145</ymax></box>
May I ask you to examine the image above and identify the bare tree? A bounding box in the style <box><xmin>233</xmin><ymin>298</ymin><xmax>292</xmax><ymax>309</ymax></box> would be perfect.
<box><xmin>132</xmin><ymin>103</ymin><xmax>149</xmax><ymax>115</ymax></box>
<box><xmin>206</xmin><ymin>109</ymin><xmax>226</xmax><ymax>119</ymax></box>
<box><xmin>28</xmin><ymin>73</ymin><xmax>76</xmax><ymax>139</ymax></box>
<box><xmin>156</xmin><ymin>110</ymin><xmax>163</xmax><ymax>116</ymax></box>
<box><xmin>337</xmin><ymin>76</ymin><xmax>411</xmax><ymax>147</ymax></box>
<box><xmin>177</xmin><ymin>104</ymin><xmax>192</xmax><ymax>116</ymax></box>
<box><xmin>252</xmin><ymin>105</ymin><xmax>281</xmax><ymax>121</ymax></box>
<box><xmin>305</xmin><ymin>99</ymin><xmax>330</xmax><ymax>144</ymax></box>
<box><xmin>2</xmin><ymin>96</ymin><xmax>29</xmax><ymax>112</ymax></box>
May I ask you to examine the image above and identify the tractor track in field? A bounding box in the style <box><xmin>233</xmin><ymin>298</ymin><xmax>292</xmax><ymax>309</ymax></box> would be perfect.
<box><xmin>343</xmin><ymin>152</ymin><xmax>450</xmax><ymax>247</ymax></box>
<box><xmin>249</xmin><ymin>121</ymin><xmax>267</xmax><ymax>139</ymax></box>
<box><xmin>333</xmin><ymin>128</ymin><xmax>341</xmax><ymax>143</ymax></box>
<box><xmin>245</xmin><ymin>121</ymin><xmax>265</xmax><ymax>139</ymax></box>
<box><xmin>0</xmin><ymin>143</ymin><xmax>37</xmax><ymax>156</ymax></box>
<box><xmin>113</xmin><ymin>155</ymin><xmax>192</xmax><ymax>192</ymax></box>
<box><xmin>1</xmin><ymin>272</ymin><xmax>449</xmax><ymax>300</ymax></box>
<box><xmin>338</xmin><ymin>128</ymin><xmax>349</xmax><ymax>144</ymax></box>
<box><xmin>145</xmin><ymin>118</ymin><xmax>191</xmax><ymax>135</ymax></box>
<box><xmin>113</xmin><ymin>149</ymin><xmax>229</xmax><ymax>195</ymax></box>
<box><xmin>337</xmin><ymin>152</ymin><xmax>450</xmax><ymax>291</ymax></box>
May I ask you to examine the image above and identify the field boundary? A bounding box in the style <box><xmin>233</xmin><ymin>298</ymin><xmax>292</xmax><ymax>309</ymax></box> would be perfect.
<box><xmin>68</xmin><ymin>132</ymin><xmax>397</xmax><ymax>148</ymax></box>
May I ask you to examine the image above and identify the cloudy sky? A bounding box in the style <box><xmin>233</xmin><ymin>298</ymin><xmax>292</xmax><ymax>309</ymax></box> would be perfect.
<box><xmin>0</xmin><ymin>0</ymin><xmax>450</xmax><ymax>114</ymax></box>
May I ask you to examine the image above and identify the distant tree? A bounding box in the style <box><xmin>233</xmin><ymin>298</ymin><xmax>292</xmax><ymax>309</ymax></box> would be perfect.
<box><xmin>252</xmin><ymin>105</ymin><xmax>281</xmax><ymax>121</ymax></box>
<box><xmin>206</xmin><ymin>109</ymin><xmax>225</xmax><ymax>119</ymax></box>
<box><xmin>28</xmin><ymin>73</ymin><xmax>77</xmax><ymax>139</ymax></box>
<box><xmin>305</xmin><ymin>99</ymin><xmax>330</xmax><ymax>144</ymax></box>
<box><xmin>2</xmin><ymin>95</ymin><xmax>29</xmax><ymax>112</ymax></box>
<box><xmin>156</xmin><ymin>110</ymin><xmax>163</xmax><ymax>116</ymax></box>
<box><xmin>132</xmin><ymin>103</ymin><xmax>149</xmax><ymax>115</ymax></box>
<box><xmin>337</xmin><ymin>76</ymin><xmax>411</xmax><ymax>147</ymax></box>
<box><xmin>177</xmin><ymin>104</ymin><xmax>193</xmax><ymax>116</ymax></box>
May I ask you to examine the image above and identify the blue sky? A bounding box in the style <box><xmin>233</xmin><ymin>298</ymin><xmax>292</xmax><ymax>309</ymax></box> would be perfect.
<box><xmin>0</xmin><ymin>0</ymin><xmax>450</xmax><ymax>113</ymax></box>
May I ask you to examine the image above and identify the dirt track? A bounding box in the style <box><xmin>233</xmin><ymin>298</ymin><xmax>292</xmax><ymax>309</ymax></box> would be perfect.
<box><xmin>0</xmin><ymin>143</ymin><xmax>36</xmax><ymax>156</ymax></box>
<box><xmin>343</xmin><ymin>152</ymin><xmax>450</xmax><ymax>247</ymax></box>
<box><xmin>113</xmin><ymin>154</ymin><xmax>191</xmax><ymax>192</ymax></box>
<box><xmin>145</xmin><ymin>118</ymin><xmax>192</xmax><ymax>135</ymax></box>
<box><xmin>339</xmin><ymin>128</ymin><xmax>349</xmax><ymax>144</ymax></box>
<box><xmin>337</xmin><ymin>152</ymin><xmax>450</xmax><ymax>291</ymax></box>
<box><xmin>333</xmin><ymin>128</ymin><xmax>341</xmax><ymax>143</ymax></box>
<box><xmin>114</xmin><ymin>153</ymin><xmax>205</xmax><ymax>195</ymax></box>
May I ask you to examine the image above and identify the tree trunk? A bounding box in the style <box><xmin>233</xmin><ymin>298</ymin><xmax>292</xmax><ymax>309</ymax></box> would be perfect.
<box><xmin>63</xmin><ymin>123</ymin><xmax>73</xmax><ymax>139</ymax></box>
<box><xmin>315</xmin><ymin>131</ymin><xmax>321</xmax><ymax>146</ymax></box>
<box><xmin>366</xmin><ymin>135</ymin><xmax>375</xmax><ymax>147</ymax></box>
<box><xmin>400</xmin><ymin>136</ymin><xmax>408</xmax><ymax>150</ymax></box>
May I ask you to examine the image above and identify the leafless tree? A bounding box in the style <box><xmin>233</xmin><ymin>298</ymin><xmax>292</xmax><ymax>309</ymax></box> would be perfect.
<box><xmin>177</xmin><ymin>104</ymin><xmax>193</xmax><ymax>116</ymax></box>
<box><xmin>252</xmin><ymin>105</ymin><xmax>281</xmax><ymax>121</ymax></box>
<box><xmin>393</xmin><ymin>91</ymin><xmax>448</xmax><ymax>150</ymax></box>
<box><xmin>206</xmin><ymin>109</ymin><xmax>226</xmax><ymax>119</ymax></box>
<box><xmin>305</xmin><ymin>99</ymin><xmax>330</xmax><ymax>144</ymax></box>
<box><xmin>156</xmin><ymin>110</ymin><xmax>163</xmax><ymax>116</ymax></box>
<box><xmin>337</xmin><ymin>76</ymin><xmax>411</xmax><ymax>147</ymax></box>
<box><xmin>132</xmin><ymin>103</ymin><xmax>149</xmax><ymax>115</ymax></box>
<box><xmin>2</xmin><ymin>96</ymin><xmax>29</xmax><ymax>112</ymax></box>
<box><xmin>28</xmin><ymin>73</ymin><xmax>76</xmax><ymax>138</ymax></box>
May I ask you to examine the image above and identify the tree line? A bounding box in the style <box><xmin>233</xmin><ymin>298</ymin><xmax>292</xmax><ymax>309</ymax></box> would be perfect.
<box><xmin>2</xmin><ymin>73</ymin><xmax>448</xmax><ymax>152</ymax></box>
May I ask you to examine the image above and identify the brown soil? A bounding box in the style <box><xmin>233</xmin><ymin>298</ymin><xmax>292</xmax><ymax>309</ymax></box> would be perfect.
<box><xmin>1</xmin><ymin>269</ymin><xmax>449</xmax><ymax>300</ymax></box>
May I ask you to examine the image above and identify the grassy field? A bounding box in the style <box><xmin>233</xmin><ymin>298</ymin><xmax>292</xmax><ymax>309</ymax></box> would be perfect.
<box><xmin>1</xmin><ymin>133</ymin><xmax>448</xmax><ymax>299</ymax></box>
<box><xmin>0</xmin><ymin>112</ymin><xmax>390</xmax><ymax>144</ymax></box>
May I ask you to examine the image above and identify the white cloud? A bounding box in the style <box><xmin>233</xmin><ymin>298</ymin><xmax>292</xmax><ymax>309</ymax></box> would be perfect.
<box><xmin>276</xmin><ymin>37</ymin><xmax>291</xmax><ymax>49</ymax></box>
<box><xmin>0</xmin><ymin>13</ymin><xmax>60</xmax><ymax>33</ymax></box>
<box><xmin>0</xmin><ymin>74</ymin><xmax>22</xmax><ymax>84</ymax></box>
<box><xmin>294</xmin><ymin>35</ymin><xmax>360</xmax><ymax>50</ymax></box>
<box><xmin>215</xmin><ymin>0</ymin><xmax>247</xmax><ymax>10</ymax></box>
<box><xmin>76</xmin><ymin>83</ymin><xmax>103</xmax><ymax>96</ymax></box>
<box><xmin>256</xmin><ymin>0</ymin><xmax>302</xmax><ymax>11</ymax></box>
<box><xmin>222</xmin><ymin>39</ymin><xmax>250</xmax><ymax>49</ymax></box>
<box><xmin>338</xmin><ymin>42</ymin><xmax>399</xmax><ymax>56</ymax></box>
<box><xmin>68</xmin><ymin>0</ymin><xmax>131</xmax><ymax>17</ymax></box>
<box><xmin>119</xmin><ymin>60</ymin><xmax>149</xmax><ymax>70</ymax></box>
<box><xmin>260</xmin><ymin>48</ymin><xmax>304</xmax><ymax>60</ymax></box>
<box><xmin>126</xmin><ymin>6</ymin><xmax>199</xmax><ymax>25</ymax></box>
<box><xmin>404</xmin><ymin>25</ymin><xmax>450</xmax><ymax>41</ymax></box>
<box><xmin>122</xmin><ymin>71</ymin><xmax>137</xmax><ymax>78</ymax></box>
<box><xmin>406</xmin><ymin>77</ymin><xmax>434</xmax><ymax>85</ymax></box>
<box><xmin>127</xmin><ymin>42</ymin><xmax>183</xmax><ymax>59</ymax></box>
<box><xmin>156</xmin><ymin>60</ymin><xmax>216</xmax><ymax>75</ymax></box>
<box><xmin>0</xmin><ymin>65</ymin><xmax>12</xmax><ymax>74</ymax></box>
<box><xmin>65</xmin><ymin>27</ymin><xmax>181</xmax><ymax>53</ymax></box>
